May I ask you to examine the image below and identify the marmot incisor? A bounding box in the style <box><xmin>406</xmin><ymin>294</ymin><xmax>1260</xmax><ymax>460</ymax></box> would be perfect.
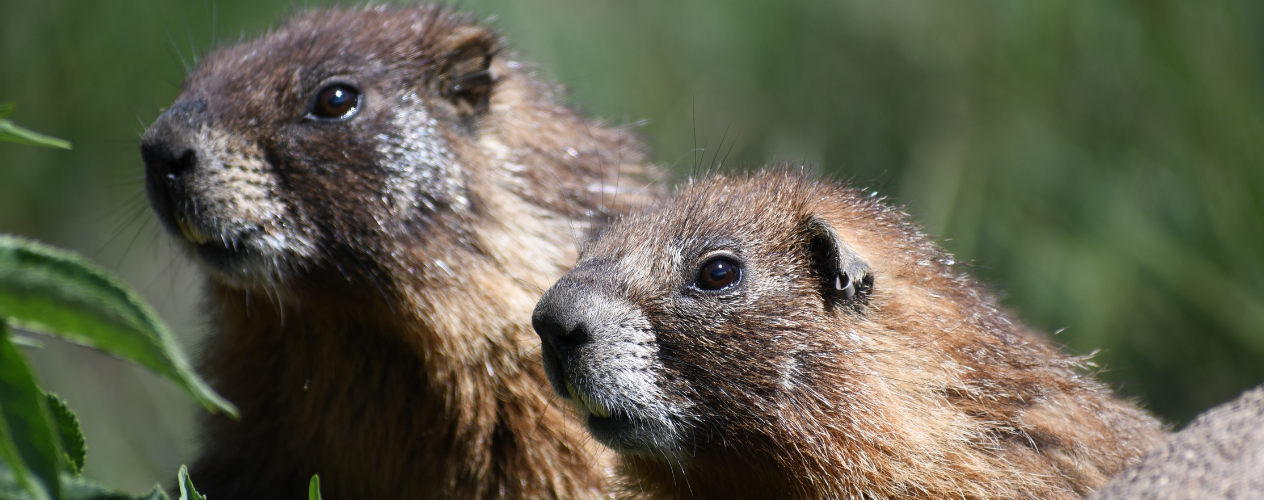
<box><xmin>533</xmin><ymin>171</ymin><xmax>1165</xmax><ymax>499</ymax></box>
<box><xmin>141</xmin><ymin>6</ymin><xmax>660</xmax><ymax>498</ymax></box>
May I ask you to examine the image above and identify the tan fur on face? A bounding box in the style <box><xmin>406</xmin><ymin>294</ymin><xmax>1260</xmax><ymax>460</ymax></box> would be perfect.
<box><xmin>144</xmin><ymin>6</ymin><xmax>664</xmax><ymax>499</ymax></box>
<box><xmin>540</xmin><ymin>171</ymin><xmax>1164</xmax><ymax>499</ymax></box>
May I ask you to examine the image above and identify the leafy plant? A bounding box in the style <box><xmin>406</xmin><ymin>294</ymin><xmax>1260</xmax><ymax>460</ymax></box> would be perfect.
<box><xmin>0</xmin><ymin>235</ymin><xmax>236</xmax><ymax>500</ymax></box>
<box><xmin>0</xmin><ymin>121</ymin><xmax>317</xmax><ymax>499</ymax></box>
<box><xmin>0</xmin><ymin>236</ymin><xmax>236</xmax><ymax>416</ymax></box>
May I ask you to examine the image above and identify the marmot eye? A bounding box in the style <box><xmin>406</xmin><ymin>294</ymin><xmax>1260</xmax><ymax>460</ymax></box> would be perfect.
<box><xmin>310</xmin><ymin>84</ymin><xmax>361</xmax><ymax>120</ymax></box>
<box><xmin>695</xmin><ymin>258</ymin><xmax>741</xmax><ymax>291</ymax></box>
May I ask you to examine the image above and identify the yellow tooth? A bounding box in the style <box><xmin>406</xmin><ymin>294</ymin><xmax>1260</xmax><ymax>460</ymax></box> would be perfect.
<box><xmin>174</xmin><ymin>214</ymin><xmax>211</xmax><ymax>245</ymax></box>
<box><xmin>565</xmin><ymin>382</ymin><xmax>587</xmax><ymax>416</ymax></box>
<box><xmin>566</xmin><ymin>382</ymin><xmax>611</xmax><ymax>418</ymax></box>
<box><xmin>588</xmin><ymin>396</ymin><xmax>611</xmax><ymax>419</ymax></box>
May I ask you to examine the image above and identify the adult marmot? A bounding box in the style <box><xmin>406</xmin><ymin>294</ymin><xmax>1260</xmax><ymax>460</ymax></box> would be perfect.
<box><xmin>141</xmin><ymin>5</ymin><xmax>659</xmax><ymax>498</ymax></box>
<box><xmin>534</xmin><ymin>171</ymin><xmax>1164</xmax><ymax>499</ymax></box>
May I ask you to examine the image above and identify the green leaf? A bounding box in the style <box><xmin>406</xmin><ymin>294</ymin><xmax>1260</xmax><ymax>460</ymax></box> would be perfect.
<box><xmin>0</xmin><ymin>321</ymin><xmax>61</xmax><ymax>500</ymax></box>
<box><xmin>0</xmin><ymin>119</ymin><xmax>71</xmax><ymax>149</ymax></box>
<box><xmin>3</xmin><ymin>469</ymin><xmax>157</xmax><ymax>500</ymax></box>
<box><xmin>44</xmin><ymin>394</ymin><xmax>85</xmax><ymax>476</ymax></box>
<box><xmin>0</xmin><ymin>235</ymin><xmax>237</xmax><ymax>418</ymax></box>
<box><xmin>137</xmin><ymin>485</ymin><xmax>169</xmax><ymax>500</ymax></box>
<box><xmin>11</xmin><ymin>334</ymin><xmax>43</xmax><ymax>349</ymax></box>
<box><xmin>176</xmin><ymin>466</ymin><xmax>203</xmax><ymax>500</ymax></box>
<box><xmin>0</xmin><ymin>103</ymin><xmax>13</xmax><ymax>119</ymax></box>
<box><xmin>308</xmin><ymin>475</ymin><xmax>321</xmax><ymax>500</ymax></box>
<box><xmin>59</xmin><ymin>474</ymin><xmax>141</xmax><ymax>500</ymax></box>
<box><xmin>0</xmin><ymin>463</ymin><xmax>38</xmax><ymax>500</ymax></box>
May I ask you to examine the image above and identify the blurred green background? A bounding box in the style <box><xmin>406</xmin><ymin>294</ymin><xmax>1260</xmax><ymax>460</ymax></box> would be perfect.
<box><xmin>3</xmin><ymin>0</ymin><xmax>1263</xmax><ymax>492</ymax></box>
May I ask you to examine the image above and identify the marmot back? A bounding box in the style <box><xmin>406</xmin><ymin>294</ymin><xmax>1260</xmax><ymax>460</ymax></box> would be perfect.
<box><xmin>533</xmin><ymin>171</ymin><xmax>1164</xmax><ymax>499</ymax></box>
<box><xmin>1089</xmin><ymin>383</ymin><xmax>1264</xmax><ymax>499</ymax></box>
<box><xmin>141</xmin><ymin>5</ymin><xmax>661</xmax><ymax>499</ymax></box>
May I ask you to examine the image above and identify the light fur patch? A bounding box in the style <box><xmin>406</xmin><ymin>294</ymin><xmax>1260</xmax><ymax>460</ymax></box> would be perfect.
<box><xmin>187</xmin><ymin>126</ymin><xmax>317</xmax><ymax>278</ymax></box>
<box><xmin>376</xmin><ymin>92</ymin><xmax>466</xmax><ymax>216</ymax></box>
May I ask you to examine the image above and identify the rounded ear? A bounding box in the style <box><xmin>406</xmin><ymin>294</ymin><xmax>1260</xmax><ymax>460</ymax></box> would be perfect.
<box><xmin>804</xmin><ymin>215</ymin><xmax>873</xmax><ymax>310</ymax></box>
<box><xmin>432</xmin><ymin>26</ymin><xmax>498</xmax><ymax>115</ymax></box>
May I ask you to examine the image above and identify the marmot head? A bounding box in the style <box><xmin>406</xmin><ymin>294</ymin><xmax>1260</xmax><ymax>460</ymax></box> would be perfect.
<box><xmin>141</xmin><ymin>7</ymin><xmax>513</xmax><ymax>289</ymax></box>
<box><xmin>533</xmin><ymin>172</ymin><xmax>881</xmax><ymax>457</ymax></box>
<box><xmin>534</xmin><ymin>172</ymin><xmax>1165</xmax><ymax>499</ymax></box>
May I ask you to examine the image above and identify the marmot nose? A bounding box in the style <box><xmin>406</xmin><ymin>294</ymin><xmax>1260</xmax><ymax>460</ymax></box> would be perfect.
<box><xmin>141</xmin><ymin>96</ymin><xmax>207</xmax><ymax>183</ymax></box>
<box><xmin>141</xmin><ymin>137</ymin><xmax>197</xmax><ymax>221</ymax></box>
<box><xmin>533</xmin><ymin>302</ymin><xmax>592</xmax><ymax>361</ymax></box>
<box><xmin>141</xmin><ymin>142</ymin><xmax>197</xmax><ymax>180</ymax></box>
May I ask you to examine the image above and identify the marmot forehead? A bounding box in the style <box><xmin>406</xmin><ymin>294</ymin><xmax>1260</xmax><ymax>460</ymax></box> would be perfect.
<box><xmin>590</xmin><ymin>173</ymin><xmax>824</xmax><ymax>252</ymax></box>
<box><xmin>581</xmin><ymin>172</ymin><xmax>881</xmax><ymax>291</ymax></box>
<box><xmin>187</xmin><ymin>6</ymin><xmax>488</xmax><ymax>127</ymax></box>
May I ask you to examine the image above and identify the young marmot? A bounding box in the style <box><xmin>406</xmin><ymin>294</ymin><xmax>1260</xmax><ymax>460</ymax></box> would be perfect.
<box><xmin>141</xmin><ymin>6</ymin><xmax>659</xmax><ymax>499</ymax></box>
<box><xmin>533</xmin><ymin>171</ymin><xmax>1165</xmax><ymax>499</ymax></box>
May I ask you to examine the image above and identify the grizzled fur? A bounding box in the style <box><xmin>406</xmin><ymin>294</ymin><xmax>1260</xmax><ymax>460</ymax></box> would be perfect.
<box><xmin>1089</xmin><ymin>383</ymin><xmax>1264</xmax><ymax>500</ymax></box>
<box><xmin>533</xmin><ymin>171</ymin><xmax>1164</xmax><ymax>499</ymax></box>
<box><xmin>141</xmin><ymin>5</ymin><xmax>660</xmax><ymax>499</ymax></box>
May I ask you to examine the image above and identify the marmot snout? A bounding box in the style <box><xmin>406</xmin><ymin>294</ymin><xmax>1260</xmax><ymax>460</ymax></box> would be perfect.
<box><xmin>534</xmin><ymin>171</ymin><xmax>1165</xmax><ymax>499</ymax></box>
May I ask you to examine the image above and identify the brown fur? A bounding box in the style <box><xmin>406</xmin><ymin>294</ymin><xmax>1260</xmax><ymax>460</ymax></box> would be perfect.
<box><xmin>141</xmin><ymin>6</ymin><xmax>661</xmax><ymax>499</ymax></box>
<box><xmin>533</xmin><ymin>171</ymin><xmax>1165</xmax><ymax>499</ymax></box>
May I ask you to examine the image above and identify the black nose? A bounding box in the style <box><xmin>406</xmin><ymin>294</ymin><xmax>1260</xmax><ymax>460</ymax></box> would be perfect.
<box><xmin>141</xmin><ymin>142</ymin><xmax>197</xmax><ymax>180</ymax></box>
<box><xmin>533</xmin><ymin>286</ymin><xmax>596</xmax><ymax>398</ymax></box>
<box><xmin>141</xmin><ymin>136</ymin><xmax>197</xmax><ymax>221</ymax></box>
<box><xmin>141</xmin><ymin>97</ymin><xmax>208</xmax><ymax>218</ymax></box>
<box><xmin>141</xmin><ymin>97</ymin><xmax>208</xmax><ymax>181</ymax></box>
<box><xmin>533</xmin><ymin>296</ymin><xmax>592</xmax><ymax>361</ymax></box>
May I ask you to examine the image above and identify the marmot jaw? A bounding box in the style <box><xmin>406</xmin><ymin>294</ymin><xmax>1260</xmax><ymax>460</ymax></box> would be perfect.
<box><xmin>147</xmin><ymin>181</ymin><xmax>313</xmax><ymax>286</ymax></box>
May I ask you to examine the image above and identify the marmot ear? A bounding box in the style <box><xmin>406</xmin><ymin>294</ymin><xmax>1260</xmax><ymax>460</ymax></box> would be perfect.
<box><xmin>804</xmin><ymin>215</ymin><xmax>873</xmax><ymax>310</ymax></box>
<box><xmin>432</xmin><ymin>26</ymin><xmax>498</xmax><ymax>115</ymax></box>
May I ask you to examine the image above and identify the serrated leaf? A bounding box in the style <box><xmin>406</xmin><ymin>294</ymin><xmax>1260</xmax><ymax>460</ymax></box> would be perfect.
<box><xmin>44</xmin><ymin>394</ymin><xmax>85</xmax><ymax>476</ymax></box>
<box><xmin>0</xmin><ymin>119</ymin><xmax>71</xmax><ymax>149</ymax></box>
<box><xmin>308</xmin><ymin>475</ymin><xmax>321</xmax><ymax>500</ymax></box>
<box><xmin>0</xmin><ymin>236</ymin><xmax>237</xmax><ymax>418</ymax></box>
<box><xmin>176</xmin><ymin>466</ymin><xmax>202</xmax><ymax>500</ymax></box>
<box><xmin>0</xmin><ymin>322</ymin><xmax>61</xmax><ymax>500</ymax></box>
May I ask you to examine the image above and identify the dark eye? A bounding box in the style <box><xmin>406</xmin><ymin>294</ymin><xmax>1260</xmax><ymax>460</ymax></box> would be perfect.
<box><xmin>310</xmin><ymin>84</ymin><xmax>361</xmax><ymax>120</ymax></box>
<box><xmin>695</xmin><ymin>258</ymin><xmax>741</xmax><ymax>291</ymax></box>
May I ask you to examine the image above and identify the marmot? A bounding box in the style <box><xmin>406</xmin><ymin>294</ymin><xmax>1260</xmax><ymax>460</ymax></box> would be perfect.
<box><xmin>533</xmin><ymin>171</ymin><xmax>1165</xmax><ymax>499</ymax></box>
<box><xmin>141</xmin><ymin>6</ymin><xmax>660</xmax><ymax>499</ymax></box>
